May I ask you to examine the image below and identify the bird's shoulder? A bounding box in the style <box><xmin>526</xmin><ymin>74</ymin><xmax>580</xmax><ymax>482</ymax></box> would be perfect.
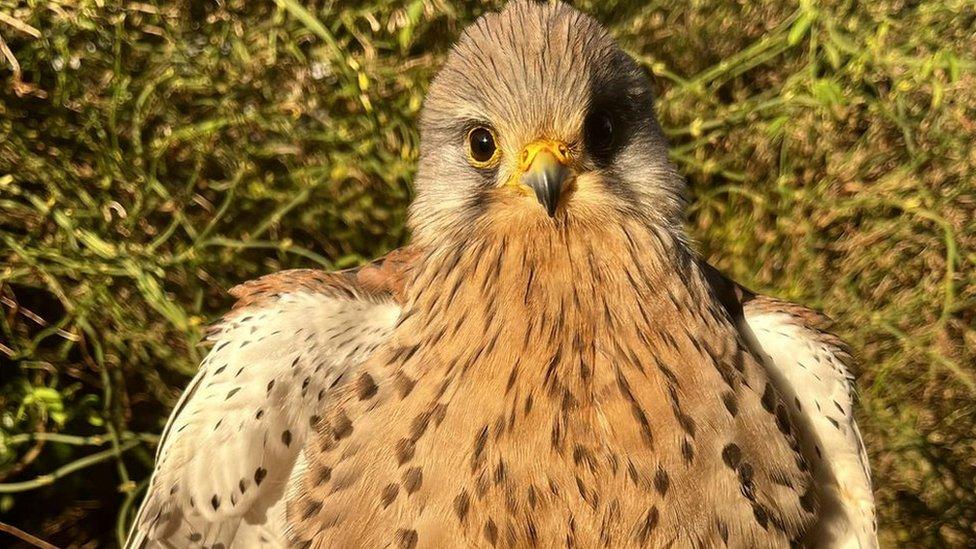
<box><xmin>226</xmin><ymin>245</ymin><xmax>419</xmax><ymax>311</ymax></box>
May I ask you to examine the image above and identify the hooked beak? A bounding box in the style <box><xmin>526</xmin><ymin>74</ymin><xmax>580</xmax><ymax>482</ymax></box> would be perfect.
<box><xmin>517</xmin><ymin>140</ymin><xmax>572</xmax><ymax>217</ymax></box>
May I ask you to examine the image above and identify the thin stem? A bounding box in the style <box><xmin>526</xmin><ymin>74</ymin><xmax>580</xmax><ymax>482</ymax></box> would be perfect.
<box><xmin>0</xmin><ymin>521</ymin><xmax>58</xmax><ymax>549</ymax></box>
<box><xmin>0</xmin><ymin>439</ymin><xmax>142</xmax><ymax>494</ymax></box>
<box><xmin>4</xmin><ymin>432</ymin><xmax>159</xmax><ymax>447</ymax></box>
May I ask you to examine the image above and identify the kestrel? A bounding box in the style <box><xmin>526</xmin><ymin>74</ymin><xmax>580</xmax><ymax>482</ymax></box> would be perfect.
<box><xmin>127</xmin><ymin>2</ymin><xmax>876</xmax><ymax>548</ymax></box>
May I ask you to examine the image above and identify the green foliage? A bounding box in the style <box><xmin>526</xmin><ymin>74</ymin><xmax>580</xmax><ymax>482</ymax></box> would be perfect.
<box><xmin>1</xmin><ymin>0</ymin><xmax>973</xmax><ymax>545</ymax></box>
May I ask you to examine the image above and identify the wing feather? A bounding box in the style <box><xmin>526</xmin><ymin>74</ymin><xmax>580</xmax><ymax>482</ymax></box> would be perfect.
<box><xmin>740</xmin><ymin>297</ymin><xmax>876</xmax><ymax>548</ymax></box>
<box><xmin>126</xmin><ymin>267</ymin><xmax>402</xmax><ymax>548</ymax></box>
<box><xmin>701</xmin><ymin>262</ymin><xmax>876</xmax><ymax>548</ymax></box>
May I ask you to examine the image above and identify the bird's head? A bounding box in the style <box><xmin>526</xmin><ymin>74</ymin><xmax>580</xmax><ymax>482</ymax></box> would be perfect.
<box><xmin>411</xmin><ymin>0</ymin><xmax>685</xmax><ymax>248</ymax></box>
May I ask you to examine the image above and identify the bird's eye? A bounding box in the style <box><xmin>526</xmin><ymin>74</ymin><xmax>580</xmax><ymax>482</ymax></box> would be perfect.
<box><xmin>467</xmin><ymin>126</ymin><xmax>499</xmax><ymax>167</ymax></box>
<box><xmin>584</xmin><ymin>110</ymin><xmax>616</xmax><ymax>162</ymax></box>
<box><xmin>586</xmin><ymin>111</ymin><xmax>614</xmax><ymax>146</ymax></box>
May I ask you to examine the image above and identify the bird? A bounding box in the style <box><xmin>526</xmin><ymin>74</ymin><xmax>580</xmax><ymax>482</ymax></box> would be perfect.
<box><xmin>126</xmin><ymin>1</ymin><xmax>876</xmax><ymax>548</ymax></box>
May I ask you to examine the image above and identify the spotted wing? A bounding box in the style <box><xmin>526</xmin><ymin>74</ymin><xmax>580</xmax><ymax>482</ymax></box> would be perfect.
<box><xmin>126</xmin><ymin>257</ymin><xmax>408</xmax><ymax>548</ymax></box>
<box><xmin>704</xmin><ymin>264</ymin><xmax>877</xmax><ymax>548</ymax></box>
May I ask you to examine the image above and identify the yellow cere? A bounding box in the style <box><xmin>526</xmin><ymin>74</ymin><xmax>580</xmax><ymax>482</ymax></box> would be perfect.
<box><xmin>504</xmin><ymin>139</ymin><xmax>572</xmax><ymax>191</ymax></box>
<box><xmin>519</xmin><ymin>139</ymin><xmax>570</xmax><ymax>171</ymax></box>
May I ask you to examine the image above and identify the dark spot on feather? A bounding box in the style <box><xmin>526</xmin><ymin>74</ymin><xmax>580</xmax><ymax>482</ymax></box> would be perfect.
<box><xmin>395</xmin><ymin>372</ymin><xmax>416</xmax><ymax>398</ymax></box>
<box><xmin>738</xmin><ymin>463</ymin><xmax>756</xmax><ymax>500</ymax></box>
<box><xmin>572</xmin><ymin>444</ymin><xmax>595</xmax><ymax>472</ymax></box>
<box><xmin>281</xmin><ymin>430</ymin><xmax>292</xmax><ymax>447</ymax></box>
<box><xmin>717</xmin><ymin>519</ymin><xmax>729</xmax><ymax>543</ymax></box>
<box><xmin>800</xmin><ymin>488</ymin><xmax>817</xmax><ymax>513</ymax></box>
<box><xmin>332</xmin><ymin>411</ymin><xmax>353</xmax><ymax>439</ymax></box>
<box><xmin>303</xmin><ymin>501</ymin><xmax>322</xmax><ymax>520</ymax></box>
<box><xmin>654</xmin><ymin>467</ymin><xmax>669</xmax><ymax>495</ymax></box>
<box><xmin>551</xmin><ymin>419</ymin><xmax>564</xmax><ymax>451</ymax></box>
<box><xmin>627</xmin><ymin>460</ymin><xmax>640</xmax><ymax>485</ymax></box>
<box><xmin>631</xmin><ymin>405</ymin><xmax>654</xmax><ymax>448</ymax></box>
<box><xmin>357</xmin><ymin>372</ymin><xmax>378</xmax><ymax>400</ymax></box>
<box><xmin>739</xmin><ymin>462</ymin><xmax>754</xmax><ymax>485</ymax></box>
<box><xmin>255</xmin><ymin>409</ymin><xmax>264</xmax><ymax>419</ymax></box>
<box><xmin>317</xmin><ymin>466</ymin><xmax>332</xmax><ymax>484</ymax></box>
<box><xmin>561</xmin><ymin>388</ymin><xmax>578</xmax><ymax>412</ymax></box>
<box><xmin>775</xmin><ymin>404</ymin><xmax>792</xmax><ymax>434</ymax></box>
<box><xmin>579</xmin><ymin>358</ymin><xmax>591</xmax><ymax>380</ymax></box>
<box><xmin>484</xmin><ymin>519</ymin><xmax>499</xmax><ymax>546</ymax></box>
<box><xmin>396</xmin><ymin>529</ymin><xmax>418</xmax><ymax>549</ymax></box>
<box><xmin>403</xmin><ymin>466</ymin><xmax>423</xmax><ymax>494</ymax></box>
<box><xmin>549</xmin><ymin>478</ymin><xmax>560</xmax><ymax>497</ymax></box>
<box><xmin>722</xmin><ymin>391</ymin><xmax>738</xmax><ymax>416</ymax></box>
<box><xmin>471</xmin><ymin>425</ymin><xmax>489</xmax><ymax>472</ymax></box>
<box><xmin>678</xmin><ymin>412</ymin><xmax>697</xmax><ymax>437</ymax></box>
<box><xmin>681</xmin><ymin>438</ymin><xmax>694</xmax><ymax>463</ymax></box>
<box><xmin>454</xmin><ymin>490</ymin><xmax>471</xmax><ymax>523</ymax></box>
<box><xmin>617</xmin><ymin>369</ymin><xmax>654</xmax><ymax>447</ymax></box>
<box><xmin>494</xmin><ymin>459</ymin><xmax>507</xmax><ymax>485</ymax></box>
<box><xmin>506</xmin><ymin>363</ymin><xmax>519</xmax><ymax>393</ymax></box>
<box><xmin>211</xmin><ymin>495</ymin><xmax>220</xmax><ymax>510</ymax></box>
<box><xmin>266</xmin><ymin>379</ymin><xmax>275</xmax><ymax>393</ymax></box>
<box><xmin>575</xmin><ymin>476</ymin><xmax>592</xmax><ymax>506</ymax></box>
<box><xmin>254</xmin><ymin>467</ymin><xmax>267</xmax><ymax>485</ymax></box>
<box><xmin>410</xmin><ymin>409</ymin><xmax>433</xmax><ymax>441</ymax></box>
<box><xmin>380</xmin><ymin>483</ymin><xmax>399</xmax><ymax>508</ymax></box>
<box><xmin>432</xmin><ymin>402</ymin><xmax>448</xmax><ymax>425</ymax></box>
<box><xmin>722</xmin><ymin>443</ymin><xmax>742</xmax><ymax>469</ymax></box>
<box><xmin>636</xmin><ymin>505</ymin><xmax>659</xmax><ymax>543</ymax></box>
<box><xmin>392</xmin><ymin>340</ymin><xmax>421</xmax><ymax>361</ymax></box>
<box><xmin>761</xmin><ymin>383</ymin><xmax>775</xmax><ymax>412</ymax></box>
<box><xmin>753</xmin><ymin>504</ymin><xmax>769</xmax><ymax>529</ymax></box>
<box><xmin>395</xmin><ymin>438</ymin><xmax>415</xmax><ymax>465</ymax></box>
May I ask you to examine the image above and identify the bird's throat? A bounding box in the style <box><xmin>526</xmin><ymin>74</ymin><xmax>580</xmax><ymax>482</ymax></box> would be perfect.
<box><xmin>396</xmin><ymin>219</ymin><xmax>708</xmax><ymax>395</ymax></box>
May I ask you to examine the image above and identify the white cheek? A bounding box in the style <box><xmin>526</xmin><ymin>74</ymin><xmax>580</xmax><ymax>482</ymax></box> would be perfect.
<box><xmin>568</xmin><ymin>171</ymin><xmax>628</xmax><ymax>213</ymax></box>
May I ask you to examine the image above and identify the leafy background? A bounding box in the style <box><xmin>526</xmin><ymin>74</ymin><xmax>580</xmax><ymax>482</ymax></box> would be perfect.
<box><xmin>1</xmin><ymin>0</ymin><xmax>973</xmax><ymax>546</ymax></box>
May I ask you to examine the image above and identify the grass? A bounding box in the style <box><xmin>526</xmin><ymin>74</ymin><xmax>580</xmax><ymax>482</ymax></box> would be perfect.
<box><xmin>1</xmin><ymin>0</ymin><xmax>974</xmax><ymax>546</ymax></box>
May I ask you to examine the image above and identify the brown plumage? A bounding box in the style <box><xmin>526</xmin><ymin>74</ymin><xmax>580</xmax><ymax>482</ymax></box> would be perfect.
<box><xmin>290</xmin><ymin>223</ymin><xmax>816</xmax><ymax>547</ymax></box>
<box><xmin>127</xmin><ymin>2</ymin><xmax>876</xmax><ymax>548</ymax></box>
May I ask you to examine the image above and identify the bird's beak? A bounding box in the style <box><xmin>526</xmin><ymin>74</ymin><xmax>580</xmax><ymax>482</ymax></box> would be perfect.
<box><xmin>517</xmin><ymin>139</ymin><xmax>572</xmax><ymax>217</ymax></box>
